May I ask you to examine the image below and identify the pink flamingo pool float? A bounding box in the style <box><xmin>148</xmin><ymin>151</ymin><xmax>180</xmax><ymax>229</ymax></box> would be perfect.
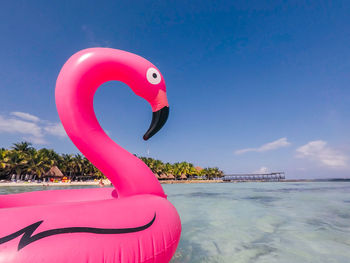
<box><xmin>0</xmin><ymin>48</ymin><xmax>181</xmax><ymax>262</ymax></box>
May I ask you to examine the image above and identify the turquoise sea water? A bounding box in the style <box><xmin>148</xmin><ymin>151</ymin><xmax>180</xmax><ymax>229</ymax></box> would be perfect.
<box><xmin>1</xmin><ymin>182</ymin><xmax>350</xmax><ymax>263</ymax></box>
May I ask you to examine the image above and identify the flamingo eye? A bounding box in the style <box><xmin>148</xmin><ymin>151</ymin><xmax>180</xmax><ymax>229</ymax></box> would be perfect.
<box><xmin>146</xmin><ymin>68</ymin><xmax>161</xmax><ymax>85</ymax></box>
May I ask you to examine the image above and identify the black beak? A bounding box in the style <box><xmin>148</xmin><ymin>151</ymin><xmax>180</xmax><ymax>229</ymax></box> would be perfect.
<box><xmin>143</xmin><ymin>106</ymin><xmax>169</xmax><ymax>140</ymax></box>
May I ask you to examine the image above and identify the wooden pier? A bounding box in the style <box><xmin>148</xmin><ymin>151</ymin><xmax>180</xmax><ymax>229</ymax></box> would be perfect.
<box><xmin>223</xmin><ymin>172</ymin><xmax>285</xmax><ymax>182</ymax></box>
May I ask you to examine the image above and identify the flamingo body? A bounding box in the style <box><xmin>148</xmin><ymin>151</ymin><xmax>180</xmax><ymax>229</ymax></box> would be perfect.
<box><xmin>0</xmin><ymin>48</ymin><xmax>181</xmax><ymax>262</ymax></box>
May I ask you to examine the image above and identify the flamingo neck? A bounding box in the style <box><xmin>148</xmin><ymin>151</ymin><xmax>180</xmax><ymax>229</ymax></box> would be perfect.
<box><xmin>55</xmin><ymin>49</ymin><xmax>165</xmax><ymax>198</ymax></box>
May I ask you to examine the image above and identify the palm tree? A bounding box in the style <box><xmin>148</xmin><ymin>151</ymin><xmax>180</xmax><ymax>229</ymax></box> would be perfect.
<box><xmin>12</xmin><ymin>141</ymin><xmax>35</xmax><ymax>154</ymax></box>
<box><xmin>200</xmin><ymin>167</ymin><xmax>224</xmax><ymax>180</ymax></box>
<box><xmin>139</xmin><ymin>157</ymin><xmax>161</xmax><ymax>174</ymax></box>
<box><xmin>0</xmin><ymin>143</ymin><xmax>225</xmax><ymax>182</ymax></box>
<box><xmin>83</xmin><ymin>157</ymin><xmax>96</xmax><ymax>177</ymax></box>
<box><xmin>25</xmin><ymin>151</ymin><xmax>52</xmax><ymax>179</ymax></box>
<box><xmin>170</xmin><ymin>162</ymin><xmax>195</xmax><ymax>179</ymax></box>
<box><xmin>153</xmin><ymin>160</ymin><xmax>164</xmax><ymax>175</ymax></box>
<box><xmin>38</xmin><ymin>148</ymin><xmax>60</xmax><ymax>166</ymax></box>
<box><xmin>0</xmin><ymin>149</ymin><xmax>10</xmax><ymax>179</ymax></box>
<box><xmin>73</xmin><ymin>154</ymin><xmax>84</xmax><ymax>177</ymax></box>
<box><xmin>3</xmin><ymin>150</ymin><xmax>28</xmax><ymax>179</ymax></box>
<box><xmin>59</xmin><ymin>154</ymin><xmax>75</xmax><ymax>179</ymax></box>
<box><xmin>163</xmin><ymin>162</ymin><xmax>174</xmax><ymax>176</ymax></box>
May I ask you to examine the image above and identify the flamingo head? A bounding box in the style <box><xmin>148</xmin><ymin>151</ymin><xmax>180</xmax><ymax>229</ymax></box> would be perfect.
<box><xmin>123</xmin><ymin>53</ymin><xmax>169</xmax><ymax>141</ymax></box>
<box><xmin>57</xmin><ymin>48</ymin><xmax>170</xmax><ymax>141</ymax></box>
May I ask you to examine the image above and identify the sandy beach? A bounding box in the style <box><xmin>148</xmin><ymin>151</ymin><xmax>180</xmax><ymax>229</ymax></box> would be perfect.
<box><xmin>160</xmin><ymin>179</ymin><xmax>223</xmax><ymax>184</ymax></box>
<box><xmin>0</xmin><ymin>179</ymin><xmax>224</xmax><ymax>187</ymax></box>
<box><xmin>0</xmin><ymin>181</ymin><xmax>105</xmax><ymax>187</ymax></box>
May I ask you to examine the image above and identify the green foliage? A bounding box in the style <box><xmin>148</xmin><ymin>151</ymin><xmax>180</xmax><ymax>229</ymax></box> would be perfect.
<box><xmin>200</xmin><ymin>167</ymin><xmax>224</xmax><ymax>180</ymax></box>
<box><xmin>0</xmin><ymin>142</ymin><xmax>104</xmax><ymax>180</ymax></box>
<box><xmin>0</xmin><ymin>142</ymin><xmax>224</xmax><ymax>181</ymax></box>
<box><xmin>137</xmin><ymin>157</ymin><xmax>224</xmax><ymax>180</ymax></box>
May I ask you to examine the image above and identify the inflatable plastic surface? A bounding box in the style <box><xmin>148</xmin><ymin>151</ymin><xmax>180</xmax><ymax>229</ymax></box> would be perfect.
<box><xmin>0</xmin><ymin>48</ymin><xmax>181</xmax><ymax>263</ymax></box>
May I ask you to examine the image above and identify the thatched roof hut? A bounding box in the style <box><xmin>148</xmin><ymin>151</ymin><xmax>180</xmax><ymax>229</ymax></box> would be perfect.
<box><xmin>159</xmin><ymin>174</ymin><xmax>168</xmax><ymax>180</ymax></box>
<box><xmin>45</xmin><ymin>166</ymin><xmax>64</xmax><ymax>178</ymax></box>
<box><xmin>167</xmin><ymin>174</ymin><xmax>175</xmax><ymax>180</ymax></box>
<box><xmin>154</xmin><ymin>173</ymin><xmax>160</xmax><ymax>179</ymax></box>
<box><xmin>180</xmin><ymin>174</ymin><xmax>187</xmax><ymax>180</ymax></box>
<box><xmin>195</xmin><ymin>166</ymin><xmax>203</xmax><ymax>172</ymax></box>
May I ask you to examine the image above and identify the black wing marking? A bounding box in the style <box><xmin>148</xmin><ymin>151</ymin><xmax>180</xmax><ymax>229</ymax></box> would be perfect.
<box><xmin>0</xmin><ymin>213</ymin><xmax>156</xmax><ymax>250</ymax></box>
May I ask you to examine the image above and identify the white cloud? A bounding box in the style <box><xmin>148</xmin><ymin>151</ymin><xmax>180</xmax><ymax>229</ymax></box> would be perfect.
<box><xmin>44</xmin><ymin>123</ymin><xmax>66</xmax><ymax>137</ymax></box>
<box><xmin>296</xmin><ymin>140</ymin><xmax>348</xmax><ymax>168</ymax></box>
<box><xmin>0</xmin><ymin>112</ymin><xmax>67</xmax><ymax>144</ymax></box>
<box><xmin>235</xmin><ymin>137</ymin><xmax>291</xmax><ymax>155</ymax></box>
<box><xmin>23</xmin><ymin>135</ymin><xmax>47</xmax><ymax>145</ymax></box>
<box><xmin>0</xmin><ymin>115</ymin><xmax>43</xmax><ymax>138</ymax></box>
<box><xmin>253</xmin><ymin>166</ymin><xmax>269</xmax><ymax>174</ymax></box>
<box><xmin>10</xmin><ymin>112</ymin><xmax>40</xmax><ymax>122</ymax></box>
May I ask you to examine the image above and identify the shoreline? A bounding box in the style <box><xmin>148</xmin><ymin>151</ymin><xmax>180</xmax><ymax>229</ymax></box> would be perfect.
<box><xmin>1</xmin><ymin>179</ymin><xmax>346</xmax><ymax>187</ymax></box>
<box><xmin>0</xmin><ymin>180</ymin><xmax>225</xmax><ymax>187</ymax></box>
<box><xmin>0</xmin><ymin>181</ymin><xmax>104</xmax><ymax>187</ymax></box>
<box><xmin>160</xmin><ymin>180</ymin><xmax>223</xmax><ymax>184</ymax></box>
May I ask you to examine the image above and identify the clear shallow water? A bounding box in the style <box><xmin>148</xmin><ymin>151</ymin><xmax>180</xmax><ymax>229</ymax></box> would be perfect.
<box><xmin>1</xmin><ymin>182</ymin><xmax>350</xmax><ymax>263</ymax></box>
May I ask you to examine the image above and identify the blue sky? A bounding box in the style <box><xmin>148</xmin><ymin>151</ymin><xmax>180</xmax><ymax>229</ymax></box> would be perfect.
<box><xmin>0</xmin><ymin>1</ymin><xmax>349</xmax><ymax>178</ymax></box>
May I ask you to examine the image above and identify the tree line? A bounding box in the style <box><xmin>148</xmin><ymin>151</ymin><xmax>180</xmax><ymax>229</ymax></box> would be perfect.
<box><xmin>0</xmin><ymin>142</ymin><xmax>224</xmax><ymax>181</ymax></box>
